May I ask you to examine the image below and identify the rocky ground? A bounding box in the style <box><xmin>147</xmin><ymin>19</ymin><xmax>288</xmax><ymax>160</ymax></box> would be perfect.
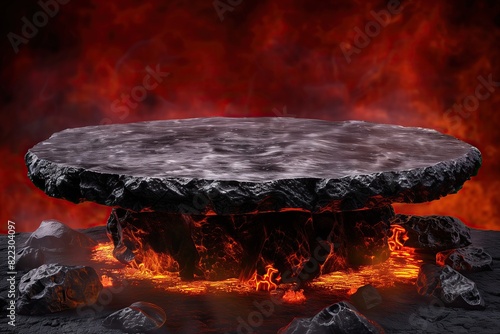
<box><xmin>0</xmin><ymin>226</ymin><xmax>499</xmax><ymax>334</ymax></box>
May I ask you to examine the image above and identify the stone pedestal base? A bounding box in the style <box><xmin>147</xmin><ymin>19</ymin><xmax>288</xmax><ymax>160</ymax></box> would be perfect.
<box><xmin>107</xmin><ymin>206</ymin><xmax>394</xmax><ymax>281</ymax></box>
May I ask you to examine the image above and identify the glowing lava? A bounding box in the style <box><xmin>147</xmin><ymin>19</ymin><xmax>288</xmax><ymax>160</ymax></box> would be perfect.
<box><xmin>388</xmin><ymin>224</ymin><xmax>409</xmax><ymax>251</ymax></box>
<box><xmin>282</xmin><ymin>289</ymin><xmax>307</xmax><ymax>304</ymax></box>
<box><xmin>91</xmin><ymin>229</ymin><xmax>422</xmax><ymax>297</ymax></box>
<box><xmin>248</xmin><ymin>265</ymin><xmax>280</xmax><ymax>292</ymax></box>
<box><xmin>100</xmin><ymin>274</ymin><xmax>114</xmax><ymax>288</ymax></box>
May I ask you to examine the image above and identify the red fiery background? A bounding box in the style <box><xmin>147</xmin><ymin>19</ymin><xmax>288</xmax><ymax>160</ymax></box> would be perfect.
<box><xmin>1</xmin><ymin>0</ymin><xmax>499</xmax><ymax>233</ymax></box>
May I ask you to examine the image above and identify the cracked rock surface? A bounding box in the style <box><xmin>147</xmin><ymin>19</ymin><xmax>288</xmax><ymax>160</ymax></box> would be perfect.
<box><xmin>278</xmin><ymin>301</ymin><xmax>385</xmax><ymax>334</ymax></box>
<box><xmin>436</xmin><ymin>246</ymin><xmax>493</xmax><ymax>272</ymax></box>
<box><xmin>416</xmin><ymin>264</ymin><xmax>485</xmax><ymax>310</ymax></box>
<box><xmin>26</xmin><ymin>220</ymin><xmax>97</xmax><ymax>252</ymax></box>
<box><xmin>16</xmin><ymin>264</ymin><xmax>102</xmax><ymax>315</ymax></box>
<box><xmin>393</xmin><ymin>215</ymin><xmax>472</xmax><ymax>252</ymax></box>
<box><xmin>103</xmin><ymin>301</ymin><xmax>166</xmax><ymax>333</ymax></box>
<box><xmin>25</xmin><ymin>118</ymin><xmax>481</xmax><ymax>214</ymax></box>
<box><xmin>15</xmin><ymin>246</ymin><xmax>45</xmax><ymax>271</ymax></box>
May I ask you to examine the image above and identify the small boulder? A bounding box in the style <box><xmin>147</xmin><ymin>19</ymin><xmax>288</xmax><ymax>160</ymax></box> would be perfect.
<box><xmin>17</xmin><ymin>264</ymin><xmax>102</xmax><ymax>315</ymax></box>
<box><xmin>436</xmin><ymin>246</ymin><xmax>493</xmax><ymax>272</ymax></box>
<box><xmin>103</xmin><ymin>301</ymin><xmax>166</xmax><ymax>333</ymax></box>
<box><xmin>417</xmin><ymin>264</ymin><xmax>484</xmax><ymax>310</ymax></box>
<box><xmin>350</xmin><ymin>284</ymin><xmax>383</xmax><ymax>310</ymax></box>
<box><xmin>278</xmin><ymin>301</ymin><xmax>384</xmax><ymax>334</ymax></box>
<box><xmin>393</xmin><ymin>215</ymin><xmax>471</xmax><ymax>252</ymax></box>
<box><xmin>26</xmin><ymin>220</ymin><xmax>97</xmax><ymax>253</ymax></box>
<box><xmin>15</xmin><ymin>246</ymin><xmax>46</xmax><ymax>271</ymax></box>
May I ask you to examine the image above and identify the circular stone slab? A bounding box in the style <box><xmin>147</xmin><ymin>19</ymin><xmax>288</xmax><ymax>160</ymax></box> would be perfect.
<box><xmin>25</xmin><ymin>118</ymin><xmax>481</xmax><ymax>214</ymax></box>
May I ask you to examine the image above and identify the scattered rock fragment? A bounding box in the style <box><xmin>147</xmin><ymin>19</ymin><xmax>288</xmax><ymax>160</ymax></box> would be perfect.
<box><xmin>417</xmin><ymin>264</ymin><xmax>484</xmax><ymax>310</ymax></box>
<box><xmin>351</xmin><ymin>284</ymin><xmax>383</xmax><ymax>310</ymax></box>
<box><xmin>26</xmin><ymin>220</ymin><xmax>97</xmax><ymax>253</ymax></box>
<box><xmin>436</xmin><ymin>246</ymin><xmax>493</xmax><ymax>272</ymax></box>
<box><xmin>278</xmin><ymin>301</ymin><xmax>384</xmax><ymax>334</ymax></box>
<box><xmin>103</xmin><ymin>301</ymin><xmax>166</xmax><ymax>333</ymax></box>
<box><xmin>15</xmin><ymin>246</ymin><xmax>46</xmax><ymax>270</ymax></box>
<box><xmin>16</xmin><ymin>264</ymin><xmax>102</xmax><ymax>315</ymax></box>
<box><xmin>393</xmin><ymin>215</ymin><xmax>471</xmax><ymax>252</ymax></box>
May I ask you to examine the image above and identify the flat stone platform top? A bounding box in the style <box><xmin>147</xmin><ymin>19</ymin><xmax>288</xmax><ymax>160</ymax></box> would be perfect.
<box><xmin>25</xmin><ymin>117</ymin><xmax>481</xmax><ymax>214</ymax></box>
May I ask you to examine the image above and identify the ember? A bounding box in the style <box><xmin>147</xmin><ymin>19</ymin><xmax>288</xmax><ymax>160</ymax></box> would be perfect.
<box><xmin>100</xmin><ymin>275</ymin><xmax>114</xmax><ymax>288</ymax></box>
<box><xmin>282</xmin><ymin>289</ymin><xmax>307</xmax><ymax>304</ymax></box>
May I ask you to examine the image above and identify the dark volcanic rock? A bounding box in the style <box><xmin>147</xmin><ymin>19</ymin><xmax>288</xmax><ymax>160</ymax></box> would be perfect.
<box><xmin>436</xmin><ymin>246</ymin><xmax>493</xmax><ymax>272</ymax></box>
<box><xmin>103</xmin><ymin>301</ymin><xmax>166</xmax><ymax>333</ymax></box>
<box><xmin>416</xmin><ymin>264</ymin><xmax>485</xmax><ymax>310</ymax></box>
<box><xmin>107</xmin><ymin>206</ymin><xmax>394</xmax><ymax>281</ymax></box>
<box><xmin>15</xmin><ymin>246</ymin><xmax>45</xmax><ymax>270</ymax></box>
<box><xmin>2</xmin><ymin>227</ymin><xmax>500</xmax><ymax>334</ymax></box>
<box><xmin>25</xmin><ymin>118</ymin><xmax>481</xmax><ymax>214</ymax></box>
<box><xmin>278</xmin><ymin>301</ymin><xmax>384</xmax><ymax>334</ymax></box>
<box><xmin>26</xmin><ymin>220</ymin><xmax>97</xmax><ymax>253</ymax></box>
<box><xmin>351</xmin><ymin>284</ymin><xmax>383</xmax><ymax>310</ymax></box>
<box><xmin>17</xmin><ymin>264</ymin><xmax>102</xmax><ymax>315</ymax></box>
<box><xmin>342</xmin><ymin>206</ymin><xmax>393</xmax><ymax>265</ymax></box>
<box><xmin>393</xmin><ymin>215</ymin><xmax>471</xmax><ymax>252</ymax></box>
<box><xmin>106</xmin><ymin>209</ymin><xmax>200</xmax><ymax>280</ymax></box>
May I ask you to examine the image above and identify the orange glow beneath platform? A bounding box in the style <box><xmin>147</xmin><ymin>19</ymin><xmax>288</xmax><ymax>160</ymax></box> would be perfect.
<box><xmin>90</xmin><ymin>226</ymin><xmax>421</xmax><ymax>299</ymax></box>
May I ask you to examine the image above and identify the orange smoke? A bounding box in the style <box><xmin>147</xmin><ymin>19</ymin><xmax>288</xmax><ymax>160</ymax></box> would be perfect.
<box><xmin>1</xmin><ymin>1</ymin><xmax>499</xmax><ymax>232</ymax></box>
